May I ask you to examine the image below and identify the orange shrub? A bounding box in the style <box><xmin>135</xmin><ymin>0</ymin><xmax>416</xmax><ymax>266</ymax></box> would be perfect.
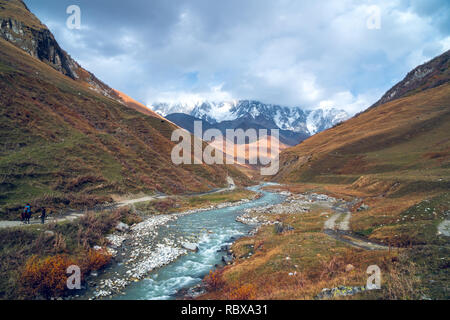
<box><xmin>204</xmin><ymin>270</ymin><xmax>224</xmax><ymax>290</ymax></box>
<box><xmin>228</xmin><ymin>283</ymin><xmax>257</xmax><ymax>300</ymax></box>
<box><xmin>20</xmin><ymin>255</ymin><xmax>75</xmax><ymax>299</ymax></box>
<box><xmin>82</xmin><ymin>249</ymin><xmax>112</xmax><ymax>272</ymax></box>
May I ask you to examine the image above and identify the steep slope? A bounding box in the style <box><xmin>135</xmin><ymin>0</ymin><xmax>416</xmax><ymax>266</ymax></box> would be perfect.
<box><xmin>0</xmin><ymin>3</ymin><xmax>249</xmax><ymax>215</ymax></box>
<box><xmin>274</xmin><ymin>50</ymin><xmax>450</xmax><ymax>195</ymax></box>
<box><xmin>0</xmin><ymin>0</ymin><xmax>162</xmax><ymax>119</ymax></box>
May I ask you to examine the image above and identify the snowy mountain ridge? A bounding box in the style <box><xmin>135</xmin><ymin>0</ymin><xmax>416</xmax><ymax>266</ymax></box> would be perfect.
<box><xmin>150</xmin><ymin>100</ymin><xmax>349</xmax><ymax>136</ymax></box>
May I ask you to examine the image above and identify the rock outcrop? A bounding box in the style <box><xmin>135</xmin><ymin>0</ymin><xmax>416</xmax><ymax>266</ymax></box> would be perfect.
<box><xmin>0</xmin><ymin>16</ymin><xmax>80</xmax><ymax>79</ymax></box>
<box><xmin>370</xmin><ymin>50</ymin><xmax>450</xmax><ymax>108</ymax></box>
<box><xmin>0</xmin><ymin>0</ymin><xmax>163</xmax><ymax>118</ymax></box>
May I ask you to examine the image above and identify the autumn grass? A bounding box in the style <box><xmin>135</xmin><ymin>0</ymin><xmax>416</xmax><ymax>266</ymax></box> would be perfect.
<box><xmin>0</xmin><ymin>207</ymin><xmax>142</xmax><ymax>300</ymax></box>
<box><xmin>274</xmin><ymin>83</ymin><xmax>450</xmax><ymax>191</ymax></box>
<box><xmin>202</xmin><ymin>225</ymin><xmax>392</xmax><ymax>299</ymax></box>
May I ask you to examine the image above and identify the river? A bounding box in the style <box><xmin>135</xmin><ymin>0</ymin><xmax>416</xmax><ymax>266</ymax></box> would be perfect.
<box><xmin>108</xmin><ymin>183</ymin><xmax>285</xmax><ymax>300</ymax></box>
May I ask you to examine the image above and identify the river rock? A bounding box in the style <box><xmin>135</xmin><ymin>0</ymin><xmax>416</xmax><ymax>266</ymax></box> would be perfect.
<box><xmin>116</xmin><ymin>222</ymin><xmax>130</xmax><ymax>232</ymax></box>
<box><xmin>222</xmin><ymin>255</ymin><xmax>233</xmax><ymax>265</ymax></box>
<box><xmin>275</xmin><ymin>223</ymin><xmax>294</xmax><ymax>234</ymax></box>
<box><xmin>182</xmin><ymin>243</ymin><xmax>199</xmax><ymax>252</ymax></box>
<box><xmin>357</xmin><ymin>204</ymin><xmax>370</xmax><ymax>212</ymax></box>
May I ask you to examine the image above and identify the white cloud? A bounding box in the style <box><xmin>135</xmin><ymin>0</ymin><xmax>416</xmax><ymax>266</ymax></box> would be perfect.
<box><xmin>317</xmin><ymin>91</ymin><xmax>381</xmax><ymax>114</ymax></box>
<box><xmin>27</xmin><ymin>0</ymin><xmax>450</xmax><ymax>116</ymax></box>
<box><xmin>147</xmin><ymin>84</ymin><xmax>234</xmax><ymax>108</ymax></box>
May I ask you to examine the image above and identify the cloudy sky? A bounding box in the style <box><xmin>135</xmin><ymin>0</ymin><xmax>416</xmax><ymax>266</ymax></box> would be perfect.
<box><xmin>25</xmin><ymin>0</ymin><xmax>450</xmax><ymax>115</ymax></box>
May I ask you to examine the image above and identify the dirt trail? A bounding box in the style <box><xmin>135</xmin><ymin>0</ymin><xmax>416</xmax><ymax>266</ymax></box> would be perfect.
<box><xmin>324</xmin><ymin>205</ymin><xmax>387</xmax><ymax>251</ymax></box>
<box><xmin>324</xmin><ymin>212</ymin><xmax>343</xmax><ymax>230</ymax></box>
<box><xmin>0</xmin><ymin>212</ymin><xmax>84</xmax><ymax>229</ymax></box>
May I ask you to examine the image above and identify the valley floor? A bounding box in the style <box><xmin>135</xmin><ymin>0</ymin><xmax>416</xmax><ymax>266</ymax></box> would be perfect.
<box><xmin>0</xmin><ymin>185</ymin><xmax>256</xmax><ymax>300</ymax></box>
<box><xmin>199</xmin><ymin>182</ymin><xmax>449</xmax><ymax>300</ymax></box>
<box><xmin>1</xmin><ymin>179</ymin><xmax>448</xmax><ymax>300</ymax></box>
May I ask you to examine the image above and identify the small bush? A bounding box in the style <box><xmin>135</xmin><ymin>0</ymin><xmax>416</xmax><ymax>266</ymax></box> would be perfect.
<box><xmin>80</xmin><ymin>249</ymin><xmax>112</xmax><ymax>273</ymax></box>
<box><xmin>20</xmin><ymin>255</ymin><xmax>75</xmax><ymax>299</ymax></box>
<box><xmin>227</xmin><ymin>283</ymin><xmax>257</xmax><ymax>300</ymax></box>
<box><xmin>204</xmin><ymin>270</ymin><xmax>224</xmax><ymax>290</ymax></box>
<box><xmin>319</xmin><ymin>255</ymin><xmax>346</xmax><ymax>280</ymax></box>
<box><xmin>63</xmin><ymin>175</ymin><xmax>106</xmax><ymax>192</ymax></box>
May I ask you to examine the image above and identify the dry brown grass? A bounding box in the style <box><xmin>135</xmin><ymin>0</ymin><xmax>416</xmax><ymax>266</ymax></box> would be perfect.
<box><xmin>0</xmin><ymin>207</ymin><xmax>140</xmax><ymax>299</ymax></box>
<box><xmin>201</xmin><ymin>217</ymin><xmax>393</xmax><ymax>300</ymax></box>
<box><xmin>274</xmin><ymin>83</ymin><xmax>450</xmax><ymax>187</ymax></box>
<box><xmin>382</xmin><ymin>253</ymin><xmax>425</xmax><ymax>300</ymax></box>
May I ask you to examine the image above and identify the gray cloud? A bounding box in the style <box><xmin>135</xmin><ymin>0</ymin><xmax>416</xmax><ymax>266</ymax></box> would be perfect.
<box><xmin>25</xmin><ymin>0</ymin><xmax>450</xmax><ymax>114</ymax></box>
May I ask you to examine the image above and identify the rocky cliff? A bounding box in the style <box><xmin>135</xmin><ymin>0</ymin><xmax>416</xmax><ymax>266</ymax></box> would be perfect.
<box><xmin>0</xmin><ymin>0</ymin><xmax>161</xmax><ymax>118</ymax></box>
<box><xmin>370</xmin><ymin>50</ymin><xmax>450</xmax><ymax>108</ymax></box>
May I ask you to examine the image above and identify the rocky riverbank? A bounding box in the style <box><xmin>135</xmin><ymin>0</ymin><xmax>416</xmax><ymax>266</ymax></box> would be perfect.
<box><xmin>82</xmin><ymin>197</ymin><xmax>258</xmax><ymax>299</ymax></box>
<box><xmin>236</xmin><ymin>191</ymin><xmax>342</xmax><ymax>235</ymax></box>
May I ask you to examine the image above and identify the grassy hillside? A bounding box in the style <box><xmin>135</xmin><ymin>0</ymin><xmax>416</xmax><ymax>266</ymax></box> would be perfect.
<box><xmin>0</xmin><ymin>37</ymin><xmax>250</xmax><ymax>218</ymax></box>
<box><xmin>274</xmin><ymin>81</ymin><xmax>450</xmax><ymax>194</ymax></box>
<box><xmin>234</xmin><ymin>51</ymin><xmax>450</xmax><ymax>300</ymax></box>
<box><xmin>0</xmin><ymin>0</ymin><xmax>45</xmax><ymax>30</ymax></box>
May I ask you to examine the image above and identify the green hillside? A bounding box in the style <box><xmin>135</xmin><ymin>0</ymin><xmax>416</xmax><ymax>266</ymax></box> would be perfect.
<box><xmin>0</xmin><ymin>37</ymin><xmax>249</xmax><ymax>217</ymax></box>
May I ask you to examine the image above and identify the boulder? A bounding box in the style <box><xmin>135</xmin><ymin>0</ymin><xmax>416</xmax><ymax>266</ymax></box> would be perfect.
<box><xmin>316</xmin><ymin>285</ymin><xmax>366</xmax><ymax>299</ymax></box>
<box><xmin>115</xmin><ymin>222</ymin><xmax>130</xmax><ymax>232</ymax></box>
<box><xmin>182</xmin><ymin>243</ymin><xmax>199</xmax><ymax>252</ymax></box>
<box><xmin>357</xmin><ymin>204</ymin><xmax>370</xmax><ymax>212</ymax></box>
<box><xmin>44</xmin><ymin>230</ymin><xmax>55</xmax><ymax>237</ymax></box>
<box><xmin>275</xmin><ymin>223</ymin><xmax>294</xmax><ymax>234</ymax></box>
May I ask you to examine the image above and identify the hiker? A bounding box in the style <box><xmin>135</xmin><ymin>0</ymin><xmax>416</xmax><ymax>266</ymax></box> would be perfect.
<box><xmin>40</xmin><ymin>207</ymin><xmax>46</xmax><ymax>224</ymax></box>
<box><xmin>24</xmin><ymin>203</ymin><xmax>31</xmax><ymax>224</ymax></box>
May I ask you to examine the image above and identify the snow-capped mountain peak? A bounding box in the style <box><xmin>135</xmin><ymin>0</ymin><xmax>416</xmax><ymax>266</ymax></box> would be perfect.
<box><xmin>305</xmin><ymin>108</ymin><xmax>349</xmax><ymax>135</ymax></box>
<box><xmin>191</xmin><ymin>101</ymin><xmax>239</xmax><ymax>123</ymax></box>
<box><xmin>150</xmin><ymin>100</ymin><xmax>350</xmax><ymax>137</ymax></box>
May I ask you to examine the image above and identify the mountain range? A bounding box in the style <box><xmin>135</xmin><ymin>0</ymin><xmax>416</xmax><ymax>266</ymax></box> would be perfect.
<box><xmin>151</xmin><ymin>100</ymin><xmax>349</xmax><ymax>146</ymax></box>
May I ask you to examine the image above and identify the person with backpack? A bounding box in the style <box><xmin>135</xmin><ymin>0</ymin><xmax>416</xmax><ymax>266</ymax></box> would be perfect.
<box><xmin>24</xmin><ymin>203</ymin><xmax>31</xmax><ymax>224</ymax></box>
<box><xmin>40</xmin><ymin>207</ymin><xmax>46</xmax><ymax>224</ymax></box>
